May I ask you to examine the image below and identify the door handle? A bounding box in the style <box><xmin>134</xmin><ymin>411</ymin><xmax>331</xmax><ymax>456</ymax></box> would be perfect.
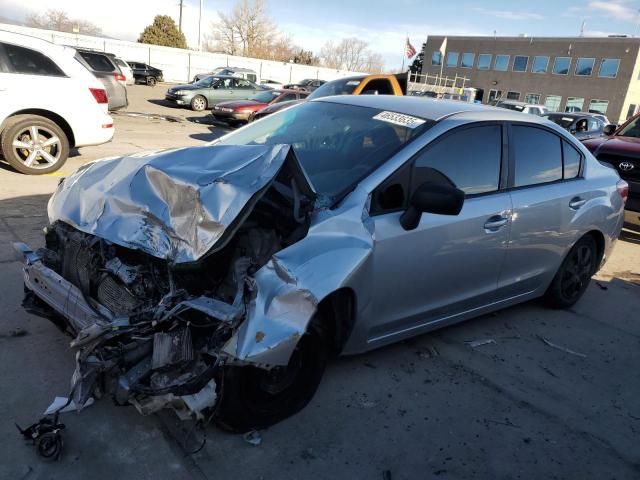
<box><xmin>484</xmin><ymin>216</ymin><xmax>509</xmax><ymax>231</ymax></box>
<box><xmin>569</xmin><ymin>197</ymin><xmax>586</xmax><ymax>210</ymax></box>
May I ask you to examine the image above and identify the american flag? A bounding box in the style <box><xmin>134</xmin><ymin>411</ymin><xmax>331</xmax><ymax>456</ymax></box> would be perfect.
<box><xmin>405</xmin><ymin>38</ymin><xmax>417</xmax><ymax>58</ymax></box>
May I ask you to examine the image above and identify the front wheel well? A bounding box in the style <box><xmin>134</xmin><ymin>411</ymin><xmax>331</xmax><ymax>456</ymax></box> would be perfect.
<box><xmin>2</xmin><ymin>109</ymin><xmax>75</xmax><ymax>147</ymax></box>
<box><xmin>316</xmin><ymin>288</ymin><xmax>357</xmax><ymax>353</ymax></box>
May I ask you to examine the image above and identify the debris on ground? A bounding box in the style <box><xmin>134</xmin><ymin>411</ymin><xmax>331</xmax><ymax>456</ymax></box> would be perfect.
<box><xmin>16</xmin><ymin>417</ymin><xmax>66</xmax><ymax>461</ymax></box>
<box><xmin>465</xmin><ymin>339</ymin><xmax>496</xmax><ymax>348</ymax></box>
<box><xmin>111</xmin><ymin>111</ymin><xmax>183</xmax><ymax>122</ymax></box>
<box><xmin>417</xmin><ymin>345</ymin><xmax>440</xmax><ymax>358</ymax></box>
<box><xmin>0</xmin><ymin>327</ymin><xmax>28</xmax><ymax>338</ymax></box>
<box><xmin>43</xmin><ymin>396</ymin><xmax>94</xmax><ymax>415</ymax></box>
<box><xmin>243</xmin><ymin>430</ymin><xmax>262</xmax><ymax>446</ymax></box>
<box><xmin>382</xmin><ymin>470</ymin><xmax>392</xmax><ymax>480</ymax></box>
<box><xmin>595</xmin><ymin>281</ymin><xmax>608</xmax><ymax>290</ymax></box>
<box><xmin>538</xmin><ymin>335</ymin><xmax>587</xmax><ymax>358</ymax></box>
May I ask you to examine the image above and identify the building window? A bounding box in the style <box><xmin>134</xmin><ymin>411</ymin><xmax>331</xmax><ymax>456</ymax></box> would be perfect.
<box><xmin>494</xmin><ymin>54</ymin><xmax>510</xmax><ymax>71</ymax></box>
<box><xmin>460</xmin><ymin>52</ymin><xmax>475</xmax><ymax>68</ymax></box>
<box><xmin>531</xmin><ymin>56</ymin><xmax>549</xmax><ymax>74</ymax></box>
<box><xmin>507</xmin><ymin>91</ymin><xmax>521</xmax><ymax>100</ymax></box>
<box><xmin>446</xmin><ymin>52</ymin><xmax>459</xmax><ymax>67</ymax></box>
<box><xmin>545</xmin><ymin>95</ymin><xmax>562</xmax><ymax>112</ymax></box>
<box><xmin>588</xmin><ymin>99</ymin><xmax>609</xmax><ymax>114</ymax></box>
<box><xmin>488</xmin><ymin>89</ymin><xmax>502</xmax><ymax>102</ymax></box>
<box><xmin>525</xmin><ymin>93</ymin><xmax>542</xmax><ymax>104</ymax></box>
<box><xmin>598</xmin><ymin>58</ymin><xmax>620</xmax><ymax>78</ymax></box>
<box><xmin>626</xmin><ymin>104</ymin><xmax>638</xmax><ymax>119</ymax></box>
<box><xmin>513</xmin><ymin>55</ymin><xmax>529</xmax><ymax>72</ymax></box>
<box><xmin>477</xmin><ymin>54</ymin><xmax>492</xmax><ymax>70</ymax></box>
<box><xmin>431</xmin><ymin>51</ymin><xmax>442</xmax><ymax>66</ymax></box>
<box><xmin>575</xmin><ymin>58</ymin><xmax>595</xmax><ymax>76</ymax></box>
<box><xmin>565</xmin><ymin>97</ymin><xmax>585</xmax><ymax>112</ymax></box>
<box><xmin>552</xmin><ymin>57</ymin><xmax>571</xmax><ymax>75</ymax></box>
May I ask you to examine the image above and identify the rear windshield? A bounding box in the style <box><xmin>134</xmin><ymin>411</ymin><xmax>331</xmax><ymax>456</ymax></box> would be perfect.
<box><xmin>114</xmin><ymin>58</ymin><xmax>128</xmax><ymax>68</ymax></box>
<box><xmin>78</xmin><ymin>51</ymin><xmax>115</xmax><ymax>72</ymax></box>
<box><xmin>308</xmin><ymin>78</ymin><xmax>364</xmax><ymax>99</ymax></box>
<box><xmin>543</xmin><ymin>115</ymin><xmax>576</xmax><ymax>128</ymax></box>
<box><xmin>216</xmin><ymin>101</ymin><xmax>433</xmax><ymax>201</ymax></box>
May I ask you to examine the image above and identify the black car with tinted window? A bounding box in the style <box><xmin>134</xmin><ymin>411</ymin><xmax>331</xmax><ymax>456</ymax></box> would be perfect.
<box><xmin>126</xmin><ymin>61</ymin><xmax>164</xmax><ymax>86</ymax></box>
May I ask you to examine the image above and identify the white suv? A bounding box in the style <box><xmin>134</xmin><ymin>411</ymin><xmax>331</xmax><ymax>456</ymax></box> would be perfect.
<box><xmin>0</xmin><ymin>31</ymin><xmax>114</xmax><ymax>174</ymax></box>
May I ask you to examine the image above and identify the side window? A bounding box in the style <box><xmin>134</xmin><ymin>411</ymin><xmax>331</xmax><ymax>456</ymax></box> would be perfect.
<box><xmin>3</xmin><ymin>42</ymin><xmax>65</xmax><ymax>77</ymax></box>
<box><xmin>79</xmin><ymin>52</ymin><xmax>116</xmax><ymax>72</ymax></box>
<box><xmin>588</xmin><ymin>119</ymin><xmax>601</xmax><ymax>131</ymax></box>
<box><xmin>236</xmin><ymin>79</ymin><xmax>253</xmax><ymax>89</ymax></box>
<box><xmin>562</xmin><ymin>141</ymin><xmax>582</xmax><ymax>178</ymax></box>
<box><xmin>412</xmin><ymin>125</ymin><xmax>503</xmax><ymax>195</ymax></box>
<box><xmin>512</xmin><ymin>126</ymin><xmax>562</xmax><ymax>187</ymax></box>
<box><xmin>362</xmin><ymin>79</ymin><xmax>394</xmax><ymax>95</ymax></box>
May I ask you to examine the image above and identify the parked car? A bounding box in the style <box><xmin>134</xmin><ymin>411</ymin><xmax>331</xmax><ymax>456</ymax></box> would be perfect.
<box><xmin>74</xmin><ymin>48</ymin><xmax>128</xmax><ymax>110</ymax></box>
<box><xmin>114</xmin><ymin>57</ymin><xmax>134</xmax><ymax>85</ymax></box>
<box><xmin>259</xmin><ymin>78</ymin><xmax>285</xmax><ymax>90</ymax></box>
<box><xmin>193</xmin><ymin>67</ymin><xmax>258</xmax><ymax>84</ymax></box>
<box><xmin>127</xmin><ymin>61</ymin><xmax>164</xmax><ymax>86</ymax></box>
<box><xmin>495</xmin><ymin>100</ymin><xmax>548</xmax><ymax>116</ymax></box>
<box><xmin>0</xmin><ymin>31</ymin><xmax>114</xmax><ymax>174</ymax></box>
<box><xmin>284</xmin><ymin>78</ymin><xmax>325</xmax><ymax>91</ymax></box>
<box><xmin>542</xmin><ymin>112</ymin><xmax>608</xmax><ymax>141</ymax></box>
<box><xmin>583</xmin><ymin>113</ymin><xmax>640</xmax><ymax>229</ymax></box>
<box><xmin>165</xmin><ymin>75</ymin><xmax>265</xmax><ymax>111</ymax></box>
<box><xmin>15</xmin><ymin>96</ymin><xmax>625</xmax><ymax>435</ymax></box>
<box><xmin>252</xmin><ymin>74</ymin><xmax>405</xmax><ymax>121</ymax></box>
<box><xmin>212</xmin><ymin>89</ymin><xmax>308</xmax><ymax>125</ymax></box>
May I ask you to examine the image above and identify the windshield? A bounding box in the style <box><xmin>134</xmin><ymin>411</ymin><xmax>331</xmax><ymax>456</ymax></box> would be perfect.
<box><xmin>499</xmin><ymin>103</ymin><xmax>525</xmax><ymax>112</ymax></box>
<box><xmin>618</xmin><ymin>117</ymin><xmax>640</xmax><ymax>138</ymax></box>
<box><xmin>251</xmin><ymin>91</ymin><xmax>280</xmax><ymax>103</ymax></box>
<box><xmin>543</xmin><ymin>115</ymin><xmax>576</xmax><ymax>128</ymax></box>
<box><xmin>216</xmin><ymin>101</ymin><xmax>432</xmax><ymax>200</ymax></box>
<box><xmin>308</xmin><ymin>78</ymin><xmax>364</xmax><ymax>100</ymax></box>
<box><xmin>193</xmin><ymin>76</ymin><xmax>214</xmax><ymax>87</ymax></box>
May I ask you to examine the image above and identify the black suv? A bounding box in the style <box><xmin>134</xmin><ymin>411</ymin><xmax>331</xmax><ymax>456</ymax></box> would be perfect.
<box><xmin>126</xmin><ymin>62</ymin><xmax>164</xmax><ymax>86</ymax></box>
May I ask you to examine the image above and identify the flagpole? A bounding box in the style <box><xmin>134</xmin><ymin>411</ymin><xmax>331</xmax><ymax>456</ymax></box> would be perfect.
<box><xmin>401</xmin><ymin>34</ymin><xmax>407</xmax><ymax>72</ymax></box>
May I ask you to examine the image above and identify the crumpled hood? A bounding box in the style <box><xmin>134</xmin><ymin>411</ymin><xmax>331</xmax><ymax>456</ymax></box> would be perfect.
<box><xmin>48</xmin><ymin>144</ymin><xmax>295</xmax><ymax>264</ymax></box>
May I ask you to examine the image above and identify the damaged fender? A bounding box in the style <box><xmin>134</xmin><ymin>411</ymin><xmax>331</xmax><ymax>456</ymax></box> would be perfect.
<box><xmin>225</xmin><ymin>186</ymin><xmax>376</xmax><ymax>365</ymax></box>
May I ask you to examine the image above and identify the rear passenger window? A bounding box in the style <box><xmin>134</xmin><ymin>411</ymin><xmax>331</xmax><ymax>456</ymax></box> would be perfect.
<box><xmin>563</xmin><ymin>141</ymin><xmax>582</xmax><ymax>178</ymax></box>
<box><xmin>412</xmin><ymin>125</ymin><xmax>502</xmax><ymax>195</ymax></box>
<box><xmin>79</xmin><ymin>52</ymin><xmax>115</xmax><ymax>72</ymax></box>
<box><xmin>513</xmin><ymin>126</ymin><xmax>562</xmax><ymax>187</ymax></box>
<box><xmin>2</xmin><ymin>42</ymin><xmax>64</xmax><ymax>77</ymax></box>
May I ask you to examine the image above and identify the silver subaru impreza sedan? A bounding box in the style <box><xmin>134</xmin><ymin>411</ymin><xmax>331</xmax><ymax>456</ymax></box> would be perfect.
<box><xmin>15</xmin><ymin>95</ymin><xmax>626</xmax><ymax>436</ymax></box>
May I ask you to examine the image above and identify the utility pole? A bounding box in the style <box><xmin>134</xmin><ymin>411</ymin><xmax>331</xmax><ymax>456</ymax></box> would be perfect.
<box><xmin>178</xmin><ymin>0</ymin><xmax>184</xmax><ymax>33</ymax></box>
<box><xmin>198</xmin><ymin>0</ymin><xmax>203</xmax><ymax>51</ymax></box>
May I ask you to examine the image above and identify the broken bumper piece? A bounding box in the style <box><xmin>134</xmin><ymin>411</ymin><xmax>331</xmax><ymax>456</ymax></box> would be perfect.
<box><xmin>13</xmin><ymin>241</ymin><xmax>221</xmax><ymax>423</ymax></box>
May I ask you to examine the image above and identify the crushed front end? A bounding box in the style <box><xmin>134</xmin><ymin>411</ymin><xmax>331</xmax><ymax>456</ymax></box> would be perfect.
<box><xmin>14</xmin><ymin>144</ymin><xmax>320</xmax><ymax>439</ymax></box>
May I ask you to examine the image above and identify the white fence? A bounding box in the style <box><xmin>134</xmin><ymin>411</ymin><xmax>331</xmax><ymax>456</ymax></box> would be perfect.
<box><xmin>0</xmin><ymin>23</ymin><xmax>363</xmax><ymax>84</ymax></box>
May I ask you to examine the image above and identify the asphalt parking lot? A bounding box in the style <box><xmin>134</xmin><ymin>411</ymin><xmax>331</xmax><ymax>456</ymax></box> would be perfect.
<box><xmin>1</xmin><ymin>85</ymin><xmax>640</xmax><ymax>480</ymax></box>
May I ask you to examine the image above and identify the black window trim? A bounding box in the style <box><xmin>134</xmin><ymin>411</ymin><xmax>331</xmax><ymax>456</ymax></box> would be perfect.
<box><xmin>505</xmin><ymin>121</ymin><xmax>584</xmax><ymax>191</ymax></box>
<box><xmin>370</xmin><ymin>121</ymin><xmax>509</xmax><ymax>216</ymax></box>
<box><xmin>0</xmin><ymin>41</ymin><xmax>67</xmax><ymax>78</ymax></box>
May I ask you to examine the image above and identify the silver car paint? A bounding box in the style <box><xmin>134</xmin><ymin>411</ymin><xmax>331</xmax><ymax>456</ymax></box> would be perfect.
<box><xmin>18</xmin><ymin>97</ymin><xmax>624</xmax><ymax>367</ymax></box>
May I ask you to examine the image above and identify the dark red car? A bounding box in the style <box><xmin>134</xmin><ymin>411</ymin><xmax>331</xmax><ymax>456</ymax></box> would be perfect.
<box><xmin>211</xmin><ymin>89</ymin><xmax>308</xmax><ymax>125</ymax></box>
<box><xmin>583</xmin><ymin>115</ymin><xmax>639</xmax><ymax>229</ymax></box>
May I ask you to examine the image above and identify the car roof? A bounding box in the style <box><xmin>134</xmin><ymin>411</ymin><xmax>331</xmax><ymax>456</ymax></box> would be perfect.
<box><xmin>314</xmin><ymin>95</ymin><xmax>532</xmax><ymax>122</ymax></box>
<box><xmin>544</xmin><ymin>112</ymin><xmax>593</xmax><ymax>119</ymax></box>
<box><xmin>0</xmin><ymin>29</ymin><xmax>75</xmax><ymax>57</ymax></box>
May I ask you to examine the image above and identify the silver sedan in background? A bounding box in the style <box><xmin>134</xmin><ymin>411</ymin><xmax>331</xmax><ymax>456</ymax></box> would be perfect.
<box><xmin>16</xmin><ymin>96</ymin><xmax>626</xmax><ymax>435</ymax></box>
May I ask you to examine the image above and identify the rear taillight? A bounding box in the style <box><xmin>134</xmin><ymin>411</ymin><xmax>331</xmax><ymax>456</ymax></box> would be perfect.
<box><xmin>115</xmin><ymin>73</ymin><xmax>126</xmax><ymax>82</ymax></box>
<box><xmin>89</xmin><ymin>88</ymin><xmax>108</xmax><ymax>104</ymax></box>
<box><xmin>617</xmin><ymin>179</ymin><xmax>629</xmax><ymax>205</ymax></box>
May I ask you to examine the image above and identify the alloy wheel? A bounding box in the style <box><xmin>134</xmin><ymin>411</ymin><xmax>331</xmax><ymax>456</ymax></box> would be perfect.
<box><xmin>11</xmin><ymin>125</ymin><xmax>62</xmax><ymax>170</ymax></box>
<box><xmin>560</xmin><ymin>244</ymin><xmax>593</xmax><ymax>300</ymax></box>
<box><xmin>193</xmin><ymin>97</ymin><xmax>206</xmax><ymax>111</ymax></box>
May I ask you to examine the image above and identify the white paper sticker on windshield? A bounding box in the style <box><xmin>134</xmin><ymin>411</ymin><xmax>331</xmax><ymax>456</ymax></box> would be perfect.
<box><xmin>373</xmin><ymin>111</ymin><xmax>426</xmax><ymax>129</ymax></box>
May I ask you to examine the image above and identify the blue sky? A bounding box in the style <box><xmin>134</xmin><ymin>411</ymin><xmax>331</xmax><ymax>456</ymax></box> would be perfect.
<box><xmin>3</xmin><ymin>0</ymin><xmax>640</xmax><ymax>68</ymax></box>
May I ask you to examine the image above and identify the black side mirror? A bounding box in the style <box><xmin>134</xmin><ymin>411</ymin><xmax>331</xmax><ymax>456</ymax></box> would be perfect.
<box><xmin>603</xmin><ymin>124</ymin><xmax>617</xmax><ymax>136</ymax></box>
<box><xmin>400</xmin><ymin>181</ymin><xmax>465</xmax><ymax>231</ymax></box>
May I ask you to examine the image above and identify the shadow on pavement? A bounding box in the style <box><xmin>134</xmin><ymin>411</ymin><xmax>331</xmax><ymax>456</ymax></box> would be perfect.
<box><xmin>146</xmin><ymin>98</ymin><xmax>180</xmax><ymax>109</ymax></box>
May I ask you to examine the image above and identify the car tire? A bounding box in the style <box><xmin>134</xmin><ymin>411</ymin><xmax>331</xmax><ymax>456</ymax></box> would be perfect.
<box><xmin>214</xmin><ymin>314</ymin><xmax>329</xmax><ymax>432</ymax></box>
<box><xmin>190</xmin><ymin>95</ymin><xmax>207</xmax><ymax>111</ymax></box>
<box><xmin>146</xmin><ymin>76</ymin><xmax>156</xmax><ymax>86</ymax></box>
<box><xmin>544</xmin><ymin>235</ymin><xmax>598</xmax><ymax>309</ymax></box>
<box><xmin>0</xmin><ymin>115</ymin><xmax>69</xmax><ymax>175</ymax></box>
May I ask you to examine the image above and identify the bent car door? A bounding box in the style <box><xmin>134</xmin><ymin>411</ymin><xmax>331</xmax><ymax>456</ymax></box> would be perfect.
<box><xmin>498</xmin><ymin>124</ymin><xmax>587</xmax><ymax>297</ymax></box>
<box><xmin>368</xmin><ymin>124</ymin><xmax>512</xmax><ymax>344</ymax></box>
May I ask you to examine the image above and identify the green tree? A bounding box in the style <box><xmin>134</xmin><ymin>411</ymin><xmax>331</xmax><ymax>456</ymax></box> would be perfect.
<box><xmin>138</xmin><ymin>15</ymin><xmax>187</xmax><ymax>49</ymax></box>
